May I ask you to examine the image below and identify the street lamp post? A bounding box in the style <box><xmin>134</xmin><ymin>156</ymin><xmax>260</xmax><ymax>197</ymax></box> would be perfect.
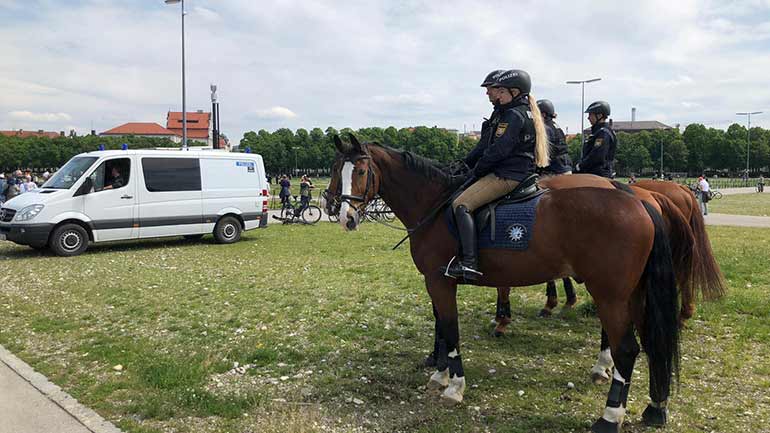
<box><xmin>736</xmin><ymin>111</ymin><xmax>762</xmax><ymax>180</ymax></box>
<box><xmin>165</xmin><ymin>0</ymin><xmax>187</xmax><ymax>149</ymax></box>
<box><xmin>292</xmin><ymin>146</ymin><xmax>300</xmax><ymax>176</ymax></box>
<box><xmin>566</xmin><ymin>78</ymin><xmax>601</xmax><ymax>161</ymax></box>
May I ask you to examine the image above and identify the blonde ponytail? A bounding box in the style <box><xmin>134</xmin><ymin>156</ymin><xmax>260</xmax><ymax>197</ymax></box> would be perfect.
<box><xmin>528</xmin><ymin>93</ymin><xmax>550</xmax><ymax>168</ymax></box>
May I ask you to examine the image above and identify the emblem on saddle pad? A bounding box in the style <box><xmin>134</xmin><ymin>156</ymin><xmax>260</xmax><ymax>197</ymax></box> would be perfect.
<box><xmin>506</xmin><ymin>223</ymin><xmax>527</xmax><ymax>242</ymax></box>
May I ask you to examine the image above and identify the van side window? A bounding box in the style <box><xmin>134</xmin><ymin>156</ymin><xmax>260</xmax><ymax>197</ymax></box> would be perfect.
<box><xmin>91</xmin><ymin>158</ymin><xmax>131</xmax><ymax>192</ymax></box>
<box><xmin>142</xmin><ymin>158</ymin><xmax>201</xmax><ymax>192</ymax></box>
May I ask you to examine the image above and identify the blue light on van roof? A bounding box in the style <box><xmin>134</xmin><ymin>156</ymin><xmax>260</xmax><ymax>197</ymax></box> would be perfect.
<box><xmin>122</xmin><ymin>143</ymin><xmax>128</xmax><ymax>150</ymax></box>
<box><xmin>245</xmin><ymin>147</ymin><xmax>252</xmax><ymax>154</ymax></box>
<box><xmin>98</xmin><ymin>144</ymin><xmax>105</xmax><ymax>151</ymax></box>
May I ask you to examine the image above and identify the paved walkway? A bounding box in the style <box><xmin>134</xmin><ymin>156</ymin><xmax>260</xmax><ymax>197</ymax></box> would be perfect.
<box><xmin>0</xmin><ymin>345</ymin><xmax>122</xmax><ymax>433</ymax></box>
<box><xmin>704</xmin><ymin>213</ymin><xmax>770</xmax><ymax>228</ymax></box>
<box><xmin>719</xmin><ymin>186</ymin><xmax>758</xmax><ymax>195</ymax></box>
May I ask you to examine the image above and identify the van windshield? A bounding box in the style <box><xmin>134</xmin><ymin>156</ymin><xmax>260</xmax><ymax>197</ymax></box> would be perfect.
<box><xmin>42</xmin><ymin>157</ymin><xmax>98</xmax><ymax>189</ymax></box>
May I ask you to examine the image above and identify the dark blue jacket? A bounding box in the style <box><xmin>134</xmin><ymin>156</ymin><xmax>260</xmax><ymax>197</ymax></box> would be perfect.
<box><xmin>541</xmin><ymin>120</ymin><xmax>572</xmax><ymax>175</ymax></box>
<box><xmin>464</xmin><ymin>96</ymin><xmax>536</xmax><ymax>181</ymax></box>
<box><xmin>578</xmin><ymin>121</ymin><xmax>616</xmax><ymax>178</ymax></box>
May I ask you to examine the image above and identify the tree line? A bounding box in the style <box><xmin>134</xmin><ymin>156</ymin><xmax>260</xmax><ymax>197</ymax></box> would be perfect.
<box><xmin>0</xmin><ymin>135</ymin><xmax>177</xmax><ymax>171</ymax></box>
<box><xmin>2</xmin><ymin>122</ymin><xmax>768</xmax><ymax>176</ymax></box>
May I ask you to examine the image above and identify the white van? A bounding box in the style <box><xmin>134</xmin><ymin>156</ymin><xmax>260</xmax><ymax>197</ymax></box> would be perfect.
<box><xmin>0</xmin><ymin>149</ymin><xmax>269</xmax><ymax>256</ymax></box>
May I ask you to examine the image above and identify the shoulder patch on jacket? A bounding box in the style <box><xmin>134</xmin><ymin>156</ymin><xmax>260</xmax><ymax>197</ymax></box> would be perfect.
<box><xmin>496</xmin><ymin>123</ymin><xmax>508</xmax><ymax>137</ymax></box>
<box><xmin>594</xmin><ymin>138</ymin><xmax>604</xmax><ymax>147</ymax></box>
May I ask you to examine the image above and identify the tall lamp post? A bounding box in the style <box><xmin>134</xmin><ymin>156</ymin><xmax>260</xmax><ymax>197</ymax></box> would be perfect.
<box><xmin>736</xmin><ymin>111</ymin><xmax>762</xmax><ymax>179</ymax></box>
<box><xmin>566</xmin><ymin>77</ymin><xmax>601</xmax><ymax>160</ymax></box>
<box><xmin>165</xmin><ymin>0</ymin><xmax>187</xmax><ymax>149</ymax></box>
<box><xmin>292</xmin><ymin>146</ymin><xmax>300</xmax><ymax>176</ymax></box>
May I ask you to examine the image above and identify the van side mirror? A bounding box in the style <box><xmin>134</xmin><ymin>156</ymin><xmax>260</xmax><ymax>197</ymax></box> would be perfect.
<box><xmin>74</xmin><ymin>177</ymin><xmax>93</xmax><ymax>197</ymax></box>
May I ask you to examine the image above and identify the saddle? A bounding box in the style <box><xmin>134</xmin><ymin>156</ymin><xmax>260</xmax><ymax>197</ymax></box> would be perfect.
<box><xmin>445</xmin><ymin>174</ymin><xmax>546</xmax><ymax>250</ymax></box>
<box><xmin>472</xmin><ymin>174</ymin><xmax>545</xmax><ymax>237</ymax></box>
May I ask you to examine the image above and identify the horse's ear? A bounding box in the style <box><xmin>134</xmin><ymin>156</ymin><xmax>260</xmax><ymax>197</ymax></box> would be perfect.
<box><xmin>348</xmin><ymin>133</ymin><xmax>364</xmax><ymax>153</ymax></box>
<box><xmin>333</xmin><ymin>135</ymin><xmax>347</xmax><ymax>153</ymax></box>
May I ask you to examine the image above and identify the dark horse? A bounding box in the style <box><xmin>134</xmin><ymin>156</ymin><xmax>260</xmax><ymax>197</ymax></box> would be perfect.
<box><xmin>329</xmin><ymin>135</ymin><xmax>689</xmax><ymax>432</ymax></box>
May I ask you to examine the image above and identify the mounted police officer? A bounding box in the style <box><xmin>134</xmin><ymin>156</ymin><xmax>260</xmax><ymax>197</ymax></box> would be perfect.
<box><xmin>537</xmin><ymin>99</ymin><xmax>572</xmax><ymax>176</ymax></box>
<box><xmin>576</xmin><ymin>101</ymin><xmax>616</xmax><ymax>178</ymax></box>
<box><xmin>444</xmin><ymin>69</ymin><xmax>549</xmax><ymax>281</ymax></box>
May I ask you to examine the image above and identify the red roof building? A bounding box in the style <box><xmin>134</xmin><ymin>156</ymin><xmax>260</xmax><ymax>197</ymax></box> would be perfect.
<box><xmin>100</xmin><ymin>122</ymin><xmax>180</xmax><ymax>142</ymax></box>
<box><xmin>166</xmin><ymin>111</ymin><xmax>211</xmax><ymax>144</ymax></box>
<box><xmin>1</xmin><ymin>129</ymin><xmax>63</xmax><ymax>139</ymax></box>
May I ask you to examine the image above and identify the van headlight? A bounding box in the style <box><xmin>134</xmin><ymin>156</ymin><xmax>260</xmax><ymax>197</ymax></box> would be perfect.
<box><xmin>15</xmin><ymin>204</ymin><xmax>45</xmax><ymax>222</ymax></box>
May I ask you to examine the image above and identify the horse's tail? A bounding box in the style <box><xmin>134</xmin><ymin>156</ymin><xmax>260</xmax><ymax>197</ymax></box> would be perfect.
<box><xmin>652</xmin><ymin>192</ymin><xmax>696</xmax><ymax>321</ymax></box>
<box><xmin>682</xmin><ymin>184</ymin><xmax>727</xmax><ymax>301</ymax></box>
<box><xmin>639</xmin><ymin>201</ymin><xmax>681</xmax><ymax>401</ymax></box>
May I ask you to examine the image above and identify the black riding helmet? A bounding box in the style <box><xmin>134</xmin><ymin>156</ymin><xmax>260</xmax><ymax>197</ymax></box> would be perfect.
<box><xmin>490</xmin><ymin>69</ymin><xmax>531</xmax><ymax>95</ymax></box>
<box><xmin>537</xmin><ymin>99</ymin><xmax>556</xmax><ymax>118</ymax></box>
<box><xmin>585</xmin><ymin>100</ymin><xmax>611</xmax><ymax>116</ymax></box>
<box><xmin>480</xmin><ymin>69</ymin><xmax>505</xmax><ymax>87</ymax></box>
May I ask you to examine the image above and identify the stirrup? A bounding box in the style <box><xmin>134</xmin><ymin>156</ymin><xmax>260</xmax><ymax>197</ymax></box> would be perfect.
<box><xmin>442</xmin><ymin>256</ymin><xmax>483</xmax><ymax>280</ymax></box>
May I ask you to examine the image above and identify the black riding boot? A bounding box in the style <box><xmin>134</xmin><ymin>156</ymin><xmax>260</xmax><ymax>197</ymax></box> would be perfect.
<box><xmin>445</xmin><ymin>205</ymin><xmax>482</xmax><ymax>282</ymax></box>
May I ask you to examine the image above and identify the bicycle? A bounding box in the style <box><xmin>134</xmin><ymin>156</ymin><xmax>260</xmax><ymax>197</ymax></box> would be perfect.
<box><xmin>364</xmin><ymin>197</ymin><xmax>395</xmax><ymax>222</ymax></box>
<box><xmin>709</xmin><ymin>190</ymin><xmax>723</xmax><ymax>200</ymax></box>
<box><xmin>276</xmin><ymin>195</ymin><xmax>323</xmax><ymax>224</ymax></box>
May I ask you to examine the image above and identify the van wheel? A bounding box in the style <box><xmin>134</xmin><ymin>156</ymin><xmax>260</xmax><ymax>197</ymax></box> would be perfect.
<box><xmin>214</xmin><ymin>216</ymin><xmax>241</xmax><ymax>244</ymax></box>
<box><xmin>50</xmin><ymin>224</ymin><xmax>89</xmax><ymax>257</ymax></box>
<box><xmin>183</xmin><ymin>234</ymin><xmax>204</xmax><ymax>241</ymax></box>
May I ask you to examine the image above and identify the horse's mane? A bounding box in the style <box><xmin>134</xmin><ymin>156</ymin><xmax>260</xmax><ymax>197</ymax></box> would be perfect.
<box><xmin>371</xmin><ymin>143</ymin><xmax>453</xmax><ymax>187</ymax></box>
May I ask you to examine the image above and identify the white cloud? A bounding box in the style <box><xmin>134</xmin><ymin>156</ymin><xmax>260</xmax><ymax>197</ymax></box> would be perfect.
<box><xmin>254</xmin><ymin>106</ymin><xmax>297</xmax><ymax>120</ymax></box>
<box><xmin>192</xmin><ymin>6</ymin><xmax>221</xmax><ymax>21</ymax></box>
<box><xmin>373</xmin><ymin>92</ymin><xmax>434</xmax><ymax>106</ymax></box>
<box><xmin>9</xmin><ymin>111</ymin><xmax>72</xmax><ymax>122</ymax></box>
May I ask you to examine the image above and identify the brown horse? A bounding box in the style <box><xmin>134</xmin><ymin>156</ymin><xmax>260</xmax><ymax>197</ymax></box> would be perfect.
<box><xmin>492</xmin><ymin>175</ymin><xmax>726</xmax><ymax>334</ymax></box>
<box><xmin>330</xmin><ymin>135</ymin><xmax>687</xmax><ymax>432</ymax></box>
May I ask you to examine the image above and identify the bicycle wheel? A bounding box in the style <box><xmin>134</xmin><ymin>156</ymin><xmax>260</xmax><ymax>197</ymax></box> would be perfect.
<box><xmin>712</xmin><ymin>191</ymin><xmax>722</xmax><ymax>200</ymax></box>
<box><xmin>328</xmin><ymin>212</ymin><xmax>339</xmax><ymax>223</ymax></box>
<box><xmin>302</xmin><ymin>205</ymin><xmax>323</xmax><ymax>224</ymax></box>
<box><xmin>280</xmin><ymin>205</ymin><xmax>294</xmax><ymax>220</ymax></box>
<box><xmin>378</xmin><ymin>202</ymin><xmax>395</xmax><ymax>222</ymax></box>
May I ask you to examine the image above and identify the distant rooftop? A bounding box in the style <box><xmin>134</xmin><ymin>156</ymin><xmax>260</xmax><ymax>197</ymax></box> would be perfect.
<box><xmin>100</xmin><ymin>122</ymin><xmax>177</xmax><ymax>136</ymax></box>
<box><xmin>1</xmin><ymin>129</ymin><xmax>62</xmax><ymax>139</ymax></box>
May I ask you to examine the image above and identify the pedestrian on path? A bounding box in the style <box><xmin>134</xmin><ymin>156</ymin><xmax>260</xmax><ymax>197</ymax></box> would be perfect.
<box><xmin>697</xmin><ymin>176</ymin><xmax>711</xmax><ymax>215</ymax></box>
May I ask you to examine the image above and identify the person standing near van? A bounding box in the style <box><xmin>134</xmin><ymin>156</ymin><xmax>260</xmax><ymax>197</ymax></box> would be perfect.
<box><xmin>0</xmin><ymin>173</ymin><xmax>6</xmax><ymax>204</ymax></box>
<box><xmin>279</xmin><ymin>175</ymin><xmax>291</xmax><ymax>207</ymax></box>
<box><xmin>294</xmin><ymin>175</ymin><xmax>315</xmax><ymax>217</ymax></box>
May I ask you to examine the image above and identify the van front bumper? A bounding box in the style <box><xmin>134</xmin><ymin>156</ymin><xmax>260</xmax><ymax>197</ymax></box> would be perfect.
<box><xmin>0</xmin><ymin>223</ymin><xmax>53</xmax><ymax>247</ymax></box>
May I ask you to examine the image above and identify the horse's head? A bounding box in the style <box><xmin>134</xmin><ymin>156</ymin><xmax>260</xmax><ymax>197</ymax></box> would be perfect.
<box><xmin>330</xmin><ymin>133</ymin><xmax>379</xmax><ymax>231</ymax></box>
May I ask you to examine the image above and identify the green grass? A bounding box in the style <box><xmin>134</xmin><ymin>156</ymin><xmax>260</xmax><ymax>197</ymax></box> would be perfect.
<box><xmin>708</xmin><ymin>192</ymin><xmax>770</xmax><ymax>216</ymax></box>
<box><xmin>1</xmin><ymin>224</ymin><xmax>769</xmax><ymax>432</ymax></box>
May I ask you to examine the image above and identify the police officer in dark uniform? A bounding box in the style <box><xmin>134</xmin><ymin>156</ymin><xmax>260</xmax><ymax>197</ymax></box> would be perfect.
<box><xmin>576</xmin><ymin>101</ymin><xmax>616</xmax><ymax>178</ymax></box>
<box><xmin>537</xmin><ymin>99</ymin><xmax>572</xmax><ymax>176</ymax></box>
<box><xmin>444</xmin><ymin>69</ymin><xmax>548</xmax><ymax>281</ymax></box>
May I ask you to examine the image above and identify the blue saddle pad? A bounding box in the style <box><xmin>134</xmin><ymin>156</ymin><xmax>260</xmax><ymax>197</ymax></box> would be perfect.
<box><xmin>446</xmin><ymin>194</ymin><xmax>542</xmax><ymax>251</ymax></box>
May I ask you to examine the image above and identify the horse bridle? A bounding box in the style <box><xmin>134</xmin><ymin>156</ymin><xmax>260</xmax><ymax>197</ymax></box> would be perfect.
<box><xmin>338</xmin><ymin>155</ymin><xmax>377</xmax><ymax>211</ymax></box>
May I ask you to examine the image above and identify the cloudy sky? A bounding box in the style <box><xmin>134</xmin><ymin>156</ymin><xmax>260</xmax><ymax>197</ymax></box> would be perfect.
<box><xmin>2</xmin><ymin>0</ymin><xmax>770</xmax><ymax>142</ymax></box>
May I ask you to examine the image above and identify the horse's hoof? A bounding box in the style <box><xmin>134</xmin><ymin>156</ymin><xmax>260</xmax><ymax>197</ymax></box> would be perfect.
<box><xmin>590</xmin><ymin>368</ymin><xmax>611</xmax><ymax>385</ymax></box>
<box><xmin>641</xmin><ymin>404</ymin><xmax>667</xmax><ymax>427</ymax></box>
<box><xmin>591</xmin><ymin>417</ymin><xmax>621</xmax><ymax>433</ymax></box>
<box><xmin>538</xmin><ymin>308</ymin><xmax>552</xmax><ymax>318</ymax></box>
<box><xmin>423</xmin><ymin>354</ymin><xmax>437</xmax><ymax>368</ymax></box>
<box><xmin>427</xmin><ymin>368</ymin><xmax>449</xmax><ymax>390</ymax></box>
<box><xmin>439</xmin><ymin>376</ymin><xmax>466</xmax><ymax>405</ymax></box>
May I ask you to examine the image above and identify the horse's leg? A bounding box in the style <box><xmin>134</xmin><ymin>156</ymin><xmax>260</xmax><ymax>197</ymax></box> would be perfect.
<box><xmin>590</xmin><ymin>329</ymin><xmax>615</xmax><ymax>385</ymax></box>
<box><xmin>591</xmin><ymin>324</ymin><xmax>639</xmax><ymax>433</ymax></box>
<box><xmin>538</xmin><ymin>281</ymin><xmax>559</xmax><ymax>317</ymax></box>
<box><xmin>493</xmin><ymin>287</ymin><xmax>512</xmax><ymax>337</ymax></box>
<box><xmin>423</xmin><ymin>303</ymin><xmax>440</xmax><ymax>368</ymax></box>
<box><xmin>424</xmin><ymin>276</ymin><xmax>465</xmax><ymax>404</ymax></box>
<box><xmin>562</xmin><ymin>278</ymin><xmax>577</xmax><ymax>308</ymax></box>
